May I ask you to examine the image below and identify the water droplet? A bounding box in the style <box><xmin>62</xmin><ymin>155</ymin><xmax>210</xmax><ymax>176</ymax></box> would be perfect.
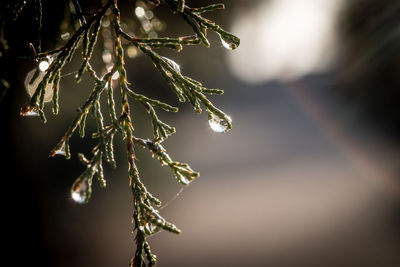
<box><xmin>162</xmin><ymin>57</ymin><xmax>180</xmax><ymax>73</ymax></box>
<box><xmin>71</xmin><ymin>178</ymin><xmax>88</xmax><ymax>204</ymax></box>
<box><xmin>176</xmin><ymin>173</ymin><xmax>190</xmax><ymax>185</ymax></box>
<box><xmin>112</xmin><ymin>71</ymin><xmax>119</xmax><ymax>80</ymax></box>
<box><xmin>54</xmin><ymin>142</ymin><xmax>66</xmax><ymax>156</ymax></box>
<box><xmin>218</xmin><ymin>33</ymin><xmax>239</xmax><ymax>50</ymax></box>
<box><xmin>24</xmin><ymin>69</ymin><xmax>53</xmax><ymax>102</ymax></box>
<box><xmin>208</xmin><ymin>114</ymin><xmax>231</xmax><ymax>133</ymax></box>
<box><xmin>107</xmin><ymin>65</ymin><xmax>120</xmax><ymax>80</ymax></box>
<box><xmin>146</xmin><ymin>223</ymin><xmax>158</xmax><ymax>233</ymax></box>
<box><xmin>20</xmin><ymin>103</ymin><xmax>40</xmax><ymax>116</ymax></box>
<box><xmin>25</xmin><ymin>108</ymin><xmax>40</xmax><ymax>116</ymax></box>
<box><xmin>139</xmin><ymin>223</ymin><xmax>160</xmax><ymax>235</ymax></box>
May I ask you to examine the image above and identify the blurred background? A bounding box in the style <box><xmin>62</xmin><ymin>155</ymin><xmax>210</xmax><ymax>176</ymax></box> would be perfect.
<box><xmin>2</xmin><ymin>0</ymin><xmax>400</xmax><ymax>266</ymax></box>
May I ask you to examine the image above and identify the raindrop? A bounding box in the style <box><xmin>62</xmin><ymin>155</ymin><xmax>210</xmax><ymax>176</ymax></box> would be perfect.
<box><xmin>71</xmin><ymin>178</ymin><xmax>88</xmax><ymax>204</ymax></box>
<box><xmin>54</xmin><ymin>142</ymin><xmax>66</xmax><ymax>156</ymax></box>
<box><xmin>208</xmin><ymin>113</ymin><xmax>231</xmax><ymax>133</ymax></box>
<box><xmin>176</xmin><ymin>172</ymin><xmax>190</xmax><ymax>185</ymax></box>
<box><xmin>162</xmin><ymin>57</ymin><xmax>180</xmax><ymax>73</ymax></box>
<box><xmin>218</xmin><ymin>33</ymin><xmax>239</xmax><ymax>50</ymax></box>
<box><xmin>112</xmin><ymin>71</ymin><xmax>119</xmax><ymax>80</ymax></box>
<box><xmin>146</xmin><ymin>223</ymin><xmax>158</xmax><ymax>233</ymax></box>
<box><xmin>20</xmin><ymin>103</ymin><xmax>40</xmax><ymax>116</ymax></box>
<box><xmin>24</xmin><ymin>108</ymin><xmax>40</xmax><ymax>116</ymax></box>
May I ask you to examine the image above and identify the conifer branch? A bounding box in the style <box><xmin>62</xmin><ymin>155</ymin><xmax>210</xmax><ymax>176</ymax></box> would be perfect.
<box><xmin>17</xmin><ymin>0</ymin><xmax>240</xmax><ymax>265</ymax></box>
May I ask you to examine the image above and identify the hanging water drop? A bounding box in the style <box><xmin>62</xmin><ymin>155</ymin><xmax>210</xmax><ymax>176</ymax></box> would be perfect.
<box><xmin>54</xmin><ymin>142</ymin><xmax>66</xmax><ymax>156</ymax></box>
<box><xmin>25</xmin><ymin>108</ymin><xmax>40</xmax><ymax>116</ymax></box>
<box><xmin>218</xmin><ymin>33</ymin><xmax>239</xmax><ymax>50</ymax></box>
<box><xmin>139</xmin><ymin>223</ymin><xmax>160</xmax><ymax>235</ymax></box>
<box><xmin>20</xmin><ymin>103</ymin><xmax>40</xmax><ymax>117</ymax></box>
<box><xmin>162</xmin><ymin>57</ymin><xmax>180</xmax><ymax>73</ymax></box>
<box><xmin>208</xmin><ymin>113</ymin><xmax>231</xmax><ymax>133</ymax></box>
<box><xmin>71</xmin><ymin>178</ymin><xmax>88</xmax><ymax>204</ymax></box>
<box><xmin>145</xmin><ymin>223</ymin><xmax>158</xmax><ymax>233</ymax></box>
<box><xmin>176</xmin><ymin>172</ymin><xmax>190</xmax><ymax>185</ymax></box>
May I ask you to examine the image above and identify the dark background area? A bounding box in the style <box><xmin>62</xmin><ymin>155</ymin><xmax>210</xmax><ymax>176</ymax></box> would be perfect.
<box><xmin>1</xmin><ymin>0</ymin><xmax>400</xmax><ymax>266</ymax></box>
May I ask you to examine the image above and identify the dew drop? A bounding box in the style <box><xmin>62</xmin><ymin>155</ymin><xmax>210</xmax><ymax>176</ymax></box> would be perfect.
<box><xmin>20</xmin><ymin>103</ymin><xmax>40</xmax><ymax>117</ymax></box>
<box><xmin>112</xmin><ymin>71</ymin><xmax>119</xmax><ymax>80</ymax></box>
<box><xmin>218</xmin><ymin>33</ymin><xmax>239</xmax><ymax>50</ymax></box>
<box><xmin>208</xmin><ymin>114</ymin><xmax>231</xmax><ymax>133</ymax></box>
<box><xmin>161</xmin><ymin>57</ymin><xmax>180</xmax><ymax>73</ymax></box>
<box><xmin>146</xmin><ymin>223</ymin><xmax>158</xmax><ymax>233</ymax></box>
<box><xmin>107</xmin><ymin>65</ymin><xmax>120</xmax><ymax>80</ymax></box>
<box><xmin>71</xmin><ymin>178</ymin><xmax>88</xmax><ymax>204</ymax></box>
<box><xmin>54</xmin><ymin>142</ymin><xmax>66</xmax><ymax>156</ymax></box>
<box><xmin>176</xmin><ymin>173</ymin><xmax>190</xmax><ymax>185</ymax></box>
<box><xmin>139</xmin><ymin>223</ymin><xmax>160</xmax><ymax>235</ymax></box>
<box><xmin>25</xmin><ymin>108</ymin><xmax>40</xmax><ymax>116</ymax></box>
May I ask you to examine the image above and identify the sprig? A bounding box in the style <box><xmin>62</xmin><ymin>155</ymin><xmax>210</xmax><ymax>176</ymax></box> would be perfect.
<box><xmin>20</xmin><ymin>0</ymin><xmax>239</xmax><ymax>266</ymax></box>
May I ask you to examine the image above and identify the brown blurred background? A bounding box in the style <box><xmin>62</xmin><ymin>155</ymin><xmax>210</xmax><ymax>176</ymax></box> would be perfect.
<box><xmin>2</xmin><ymin>0</ymin><xmax>400</xmax><ymax>266</ymax></box>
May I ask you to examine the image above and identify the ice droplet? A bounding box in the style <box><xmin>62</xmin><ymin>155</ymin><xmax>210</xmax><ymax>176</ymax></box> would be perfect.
<box><xmin>208</xmin><ymin>114</ymin><xmax>231</xmax><ymax>133</ymax></box>
<box><xmin>71</xmin><ymin>178</ymin><xmax>88</xmax><ymax>204</ymax></box>
<box><xmin>218</xmin><ymin>33</ymin><xmax>239</xmax><ymax>50</ymax></box>
<box><xmin>161</xmin><ymin>57</ymin><xmax>180</xmax><ymax>73</ymax></box>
